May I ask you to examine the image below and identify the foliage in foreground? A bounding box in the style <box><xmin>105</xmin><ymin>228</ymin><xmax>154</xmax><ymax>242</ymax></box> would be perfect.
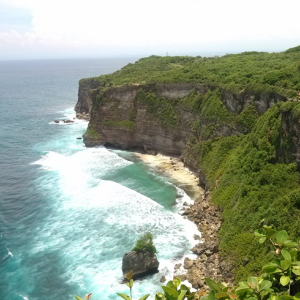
<box><xmin>202</xmin><ymin>226</ymin><xmax>300</xmax><ymax>300</ymax></box>
<box><xmin>132</xmin><ymin>232</ymin><xmax>157</xmax><ymax>255</ymax></box>
<box><xmin>75</xmin><ymin>227</ymin><xmax>300</xmax><ymax>300</ymax></box>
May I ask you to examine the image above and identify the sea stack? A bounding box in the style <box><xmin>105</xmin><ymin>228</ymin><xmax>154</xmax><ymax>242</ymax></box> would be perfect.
<box><xmin>122</xmin><ymin>250</ymin><xmax>159</xmax><ymax>279</ymax></box>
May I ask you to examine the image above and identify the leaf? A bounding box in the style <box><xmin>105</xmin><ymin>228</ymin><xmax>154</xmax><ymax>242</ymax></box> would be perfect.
<box><xmin>248</xmin><ymin>283</ymin><xmax>255</xmax><ymax>289</ymax></box>
<box><xmin>235</xmin><ymin>286</ymin><xmax>251</xmax><ymax>294</ymax></box>
<box><xmin>215</xmin><ymin>292</ymin><xmax>229</xmax><ymax>298</ymax></box>
<box><xmin>280</xmin><ymin>276</ymin><xmax>290</xmax><ymax>286</ymax></box>
<box><xmin>260</xmin><ymin>290</ymin><xmax>272</xmax><ymax>298</ymax></box>
<box><xmin>262</xmin><ymin>262</ymin><xmax>281</xmax><ymax>274</ymax></box>
<box><xmin>284</xmin><ymin>242</ymin><xmax>298</xmax><ymax>248</ymax></box>
<box><xmin>178</xmin><ymin>290</ymin><xmax>187</xmax><ymax>300</ymax></box>
<box><xmin>254</xmin><ymin>229</ymin><xmax>265</xmax><ymax>237</ymax></box>
<box><xmin>208</xmin><ymin>290</ymin><xmax>215</xmax><ymax>300</ymax></box>
<box><xmin>75</xmin><ymin>297</ymin><xmax>83</xmax><ymax>300</ymax></box>
<box><xmin>270</xmin><ymin>295</ymin><xmax>279</xmax><ymax>300</ymax></box>
<box><xmin>282</xmin><ymin>249</ymin><xmax>292</xmax><ymax>262</ymax></box>
<box><xmin>174</xmin><ymin>277</ymin><xmax>182</xmax><ymax>288</ymax></box>
<box><xmin>262</xmin><ymin>262</ymin><xmax>279</xmax><ymax>270</ymax></box>
<box><xmin>276</xmin><ymin>230</ymin><xmax>288</xmax><ymax>244</ymax></box>
<box><xmin>155</xmin><ymin>292</ymin><xmax>165</xmax><ymax>300</ymax></box>
<box><xmin>290</xmin><ymin>250</ymin><xmax>298</xmax><ymax>259</ymax></box>
<box><xmin>166</xmin><ymin>281</ymin><xmax>176</xmax><ymax>290</ymax></box>
<box><xmin>180</xmin><ymin>284</ymin><xmax>190</xmax><ymax>292</ymax></box>
<box><xmin>138</xmin><ymin>294</ymin><xmax>150</xmax><ymax>300</ymax></box>
<box><xmin>229</xmin><ymin>294</ymin><xmax>238</xmax><ymax>299</ymax></box>
<box><xmin>294</xmin><ymin>293</ymin><xmax>300</xmax><ymax>300</ymax></box>
<box><xmin>238</xmin><ymin>281</ymin><xmax>249</xmax><ymax>287</ymax></box>
<box><xmin>247</xmin><ymin>277</ymin><xmax>259</xmax><ymax>289</ymax></box>
<box><xmin>259</xmin><ymin>237</ymin><xmax>266</xmax><ymax>243</ymax></box>
<box><xmin>205</xmin><ymin>278</ymin><xmax>222</xmax><ymax>293</ymax></box>
<box><xmin>125</xmin><ymin>270</ymin><xmax>133</xmax><ymax>281</ymax></box>
<box><xmin>129</xmin><ymin>279</ymin><xmax>134</xmax><ymax>288</ymax></box>
<box><xmin>281</xmin><ymin>260</ymin><xmax>291</xmax><ymax>271</ymax></box>
<box><xmin>162</xmin><ymin>286</ymin><xmax>179</xmax><ymax>298</ymax></box>
<box><xmin>292</xmin><ymin>267</ymin><xmax>300</xmax><ymax>276</ymax></box>
<box><xmin>116</xmin><ymin>293</ymin><xmax>131</xmax><ymax>300</ymax></box>
<box><xmin>85</xmin><ymin>293</ymin><xmax>92</xmax><ymax>300</ymax></box>
<box><xmin>282</xmin><ymin>296</ymin><xmax>293</xmax><ymax>300</ymax></box>
<box><xmin>258</xmin><ymin>280</ymin><xmax>272</xmax><ymax>292</ymax></box>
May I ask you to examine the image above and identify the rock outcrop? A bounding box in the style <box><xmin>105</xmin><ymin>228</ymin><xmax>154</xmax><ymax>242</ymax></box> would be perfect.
<box><xmin>74</xmin><ymin>78</ymin><xmax>104</xmax><ymax>116</ymax></box>
<box><xmin>122</xmin><ymin>250</ymin><xmax>159</xmax><ymax>279</ymax></box>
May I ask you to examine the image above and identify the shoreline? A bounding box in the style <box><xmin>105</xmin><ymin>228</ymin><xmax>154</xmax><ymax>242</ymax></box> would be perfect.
<box><xmin>133</xmin><ymin>152</ymin><xmax>231</xmax><ymax>290</ymax></box>
<box><xmin>133</xmin><ymin>153</ymin><xmax>203</xmax><ymax>201</ymax></box>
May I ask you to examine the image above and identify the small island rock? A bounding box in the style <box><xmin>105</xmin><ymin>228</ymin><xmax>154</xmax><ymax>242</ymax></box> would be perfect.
<box><xmin>122</xmin><ymin>250</ymin><xmax>159</xmax><ymax>279</ymax></box>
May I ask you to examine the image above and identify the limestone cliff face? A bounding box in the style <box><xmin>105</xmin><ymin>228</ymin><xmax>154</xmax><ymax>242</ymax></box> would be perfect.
<box><xmin>76</xmin><ymin>81</ymin><xmax>287</xmax><ymax>171</ymax></box>
<box><xmin>74</xmin><ymin>79</ymin><xmax>104</xmax><ymax>115</ymax></box>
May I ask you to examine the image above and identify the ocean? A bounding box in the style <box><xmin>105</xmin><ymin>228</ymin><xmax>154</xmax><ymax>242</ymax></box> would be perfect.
<box><xmin>0</xmin><ymin>58</ymin><xmax>198</xmax><ymax>300</ymax></box>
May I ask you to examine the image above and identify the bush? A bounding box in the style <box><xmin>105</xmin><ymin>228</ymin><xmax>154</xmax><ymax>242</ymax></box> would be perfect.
<box><xmin>132</xmin><ymin>232</ymin><xmax>157</xmax><ymax>255</ymax></box>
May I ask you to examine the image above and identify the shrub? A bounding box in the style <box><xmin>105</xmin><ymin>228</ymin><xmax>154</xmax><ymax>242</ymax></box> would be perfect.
<box><xmin>132</xmin><ymin>232</ymin><xmax>157</xmax><ymax>255</ymax></box>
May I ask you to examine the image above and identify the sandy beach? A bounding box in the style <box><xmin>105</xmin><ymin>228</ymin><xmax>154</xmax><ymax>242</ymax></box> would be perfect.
<box><xmin>133</xmin><ymin>153</ymin><xmax>204</xmax><ymax>202</ymax></box>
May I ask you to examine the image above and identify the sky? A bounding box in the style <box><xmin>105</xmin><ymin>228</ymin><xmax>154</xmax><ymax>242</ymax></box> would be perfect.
<box><xmin>0</xmin><ymin>0</ymin><xmax>300</xmax><ymax>60</ymax></box>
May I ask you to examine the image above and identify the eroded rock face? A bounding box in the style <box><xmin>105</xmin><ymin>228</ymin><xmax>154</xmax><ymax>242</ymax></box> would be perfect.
<box><xmin>75</xmin><ymin>82</ymin><xmax>287</xmax><ymax>172</ymax></box>
<box><xmin>74</xmin><ymin>79</ymin><xmax>104</xmax><ymax>115</ymax></box>
<box><xmin>122</xmin><ymin>251</ymin><xmax>159</xmax><ymax>279</ymax></box>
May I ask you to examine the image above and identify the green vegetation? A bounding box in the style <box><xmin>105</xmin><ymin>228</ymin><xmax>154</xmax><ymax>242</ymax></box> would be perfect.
<box><xmin>132</xmin><ymin>232</ymin><xmax>157</xmax><ymax>255</ymax></box>
<box><xmin>81</xmin><ymin>48</ymin><xmax>300</xmax><ymax>98</ymax></box>
<box><xmin>102</xmin><ymin>119</ymin><xmax>135</xmax><ymax>129</ymax></box>
<box><xmin>137</xmin><ymin>87</ymin><xmax>258</xmax><ymax>134</ymax></box>
<box><xmin>116</xmin><ymin>271</ymin><xmax>196</xmax><ymax>300</ymax></box>
<box><xmin>137</xmin><ymin>89</ymin><xmax>179</xmax><ymax>127</ymax></box>
<box><xmin>198</xmin><ymin>102</ymin><xmax>300</xmax><ymax>282</ymax></box>
<box><xmin>85</xmin><ymin>128</ymin><xmax>100</xmax><ymax>139</ymax></box>
<box><xmin>202</xmin><ymin>227</ymin><xmax>300</xmax><ymax>300</ymax></box>
<box><xmin>116</xmin><ymin>270</ymin><xmax>150</xmax><ymax>300</ymax></box>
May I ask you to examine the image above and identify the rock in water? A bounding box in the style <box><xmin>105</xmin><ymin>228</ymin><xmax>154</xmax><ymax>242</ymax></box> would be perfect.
<box><xmin>122</xmin><ymin>250</ymin><xmax>159</xmax><ymax>279</ymax></box>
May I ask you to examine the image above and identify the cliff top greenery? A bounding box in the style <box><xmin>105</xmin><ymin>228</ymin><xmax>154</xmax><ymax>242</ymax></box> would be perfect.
<box><xmin>132</xmin><ymin>232</ymin><xmax>157</xmax><ymax>255</ymax></box>
<box><xmin>81</xmin><ymin>46</ymin><xmax>300</xmax><ymax>98</ymax></box>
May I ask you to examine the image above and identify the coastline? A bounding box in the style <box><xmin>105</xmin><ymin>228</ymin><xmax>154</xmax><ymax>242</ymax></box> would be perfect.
<box><xmin>133</xmin><ymin>152</ymin><xmax>232</xmax><ymax>290</ymax></box>
<box><xmin>133</xmin><ymin>153</ymin><xmax>203</xmax><ymax>201</ymax></box>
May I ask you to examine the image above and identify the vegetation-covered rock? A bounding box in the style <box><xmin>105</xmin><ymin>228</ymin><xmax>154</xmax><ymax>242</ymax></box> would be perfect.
<box><xmin>122</xmin><ymin>233</ymin><xmax>159</xmax><ymax>279</ymax></box>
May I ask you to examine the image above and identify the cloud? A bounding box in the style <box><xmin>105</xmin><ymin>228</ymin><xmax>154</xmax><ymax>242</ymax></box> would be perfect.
<box><xmin>0</xmin><ymin>0</ymin><xmax>300</xmax><ymax>58</ymax></box>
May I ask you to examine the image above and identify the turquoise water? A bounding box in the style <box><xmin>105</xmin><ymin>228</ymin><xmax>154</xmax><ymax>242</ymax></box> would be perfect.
<box><xmin>0</xmin><ymin>58</ymin><xmax>198</xmax><ymax>300</ymax></box>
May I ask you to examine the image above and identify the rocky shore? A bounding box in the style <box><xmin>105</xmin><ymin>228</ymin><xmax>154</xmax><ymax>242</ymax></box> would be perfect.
<box><xmin>76</xmin><ymin>112</ymin><xmax>90</xmax><ymax>121</ymax></box>
<box><xmin>134</xmin><ymin>153</ymin><xmax>234</xmax><ymax>291</ymax></box>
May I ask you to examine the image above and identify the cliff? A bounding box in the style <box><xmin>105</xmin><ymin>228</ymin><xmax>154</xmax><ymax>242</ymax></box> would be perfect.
<box><xmin>75</xmin><ymin>81</ymin><xmax>286</xmax><ymax>173</ymax></box>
